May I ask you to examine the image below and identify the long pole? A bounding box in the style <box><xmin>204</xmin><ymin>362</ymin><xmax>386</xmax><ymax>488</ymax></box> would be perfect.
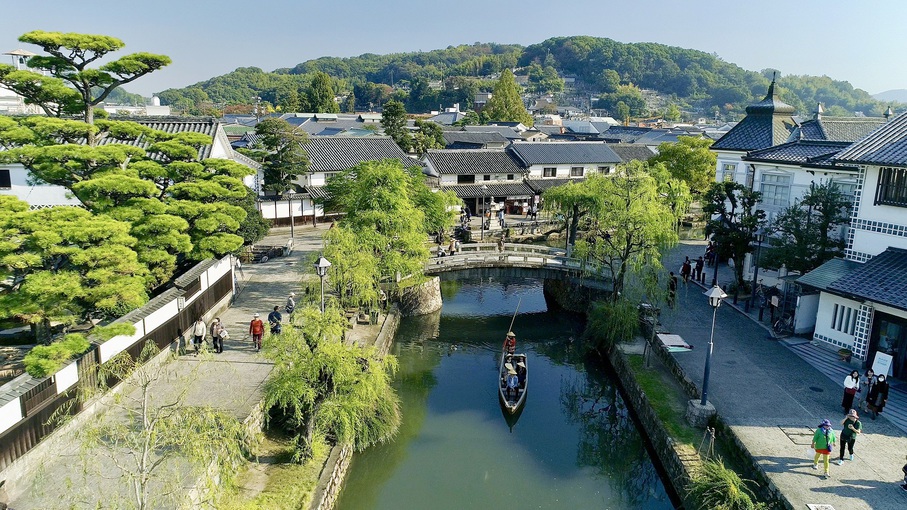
<box><xmin>747</xmin><ymin>240</ymin><xmax>762</xmax><ymax>312</ymax></box>
<box><xmin>507</xmin><ymin>297</ymin><xmax>523</xmax><ymax>334</ymax></box>
<box><xmin>481</xmin><ymin>192</ymin><xmax>486</xmax><ymax>241</ymax></box>
<box><xmin>319</xmin><ymin>275</ymin><xmax>325</xmax><ymax>313</ymax></box>
<box><xmin>711</xmin><ymin>241</ymin><xmax>719</xmax><ymax>287</ymax></box>
<box><xmin>700</xmin><ymin>305</ymin><xmax>719</xmax><ymax>406</ymax></box>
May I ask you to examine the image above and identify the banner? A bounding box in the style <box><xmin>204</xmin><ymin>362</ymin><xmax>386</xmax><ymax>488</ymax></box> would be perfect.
<box><xmin>871</xmin><ymin>352</ymin><xmax>893</xmax><ymax>377</ymax></box>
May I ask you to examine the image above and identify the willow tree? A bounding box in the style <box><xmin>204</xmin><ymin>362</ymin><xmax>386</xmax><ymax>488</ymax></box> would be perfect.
<box><xmin>0</xmin><ymin>30</ymin><xmax>171</xmax><ymax>144</ymax></box>
<box><xmin>263</xmin><ymin>305</ymin><xmax>401</xmax><ymax>461</ymax></box>
<box><xmin>321</xmin><ymin>158</ymin><xmax>457</xmax><ymax>306</ymax></box>
<box><xmin>483</xmin><ymin>69</ymin><xmax>533</xmax><ymax>126</ymax></box>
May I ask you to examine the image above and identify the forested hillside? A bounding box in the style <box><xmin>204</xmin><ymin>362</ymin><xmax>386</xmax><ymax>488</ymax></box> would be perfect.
<box><xmin>157</xmin><ymin>36</ymin><xmax>890</xmax><ymax>119</ymax></box>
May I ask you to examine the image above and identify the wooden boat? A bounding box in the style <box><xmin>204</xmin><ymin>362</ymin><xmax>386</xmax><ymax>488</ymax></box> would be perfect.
<box><xmin>499</xmin><ymin>352</ymin><xmax>528</xmax><ymax>414</ymax></box>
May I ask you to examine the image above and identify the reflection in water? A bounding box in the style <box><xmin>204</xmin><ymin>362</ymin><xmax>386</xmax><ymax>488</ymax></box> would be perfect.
<box><xmin>336</xmin><ymin>278</ymin><xmax>674</xmax><ymax>510</ymax></box>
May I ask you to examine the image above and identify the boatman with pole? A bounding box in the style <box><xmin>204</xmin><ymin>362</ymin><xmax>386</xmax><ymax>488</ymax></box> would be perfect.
<box><xmin>503</xmin><ymin>331</ymin><xmax>517</xmax><ymax>356</ymax></box>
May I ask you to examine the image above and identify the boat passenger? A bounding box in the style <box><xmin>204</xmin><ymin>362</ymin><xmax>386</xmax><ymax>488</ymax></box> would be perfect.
<box><xmin>506</xmin><ymin>367</ymin><xmax>519</xmax><ymax>399</ymax></box>
<box><xmin>517</xmin><ymin>361</ymin><xmax>526</xmax><ymax>388</ymax></box>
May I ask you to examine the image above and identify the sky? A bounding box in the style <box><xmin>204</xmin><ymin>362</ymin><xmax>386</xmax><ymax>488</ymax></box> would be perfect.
<box><xmin>2</xmin><ymin>0</ymin><xmax>905</xmax><ymax>98</ymax></box>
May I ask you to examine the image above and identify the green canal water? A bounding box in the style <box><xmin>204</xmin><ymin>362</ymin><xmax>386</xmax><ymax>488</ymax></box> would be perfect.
<box><xmin>336</xmin><ymin>277</ymin><xmax>676</xmax><ymax>509</ymax></box>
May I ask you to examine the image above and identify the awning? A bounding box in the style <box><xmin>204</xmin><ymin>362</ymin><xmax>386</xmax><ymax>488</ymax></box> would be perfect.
<box><xmin>657</xmin><ymin>333</ymin><xmax>693</xmax><ymax>353</ymax></box>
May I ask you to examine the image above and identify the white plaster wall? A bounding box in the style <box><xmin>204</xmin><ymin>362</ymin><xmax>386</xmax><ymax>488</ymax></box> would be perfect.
<box><xmin>54</xmin><ymin>361</ymin><xmax>79</xmax><ymax>394</ymax></box>
<box><xmin>259</xmin><ymin>199</ymin><xmax>320</xmax><ymax>220</ymax></box>
<box><xmin>144</xmin><ymin>299</ymin><xmax>179</xmax><ymax>332</ymax></box>
<box><xmin>0</xmin><ymin>165</ymin><xmax>82</xmax><ymax>207</ymax></box>
<box><xmin>0</xmin><ymin>397</ymin><xmax>23</xmax><ymax>435</ymax></box>
<box><xmin>207</xmin><ymin>256</ymin><xmax>231</xmax><ymax>283</ymax></box>
<box><xmin>99</xmin><ymin>321</ymin><xmax>145</xmax><ymax>363</ymax></box>
<box><xmin>814</xmin><ymin>293</ymin><xmax>861</xmax><ymax>347</ymax></box>
<box><xmin>850</xmin><ymin>229</ymin><xmax>907</xmax><ymax>257</ymax></box>
<box><xmin>795</xmin><ymin>293</ymin><xmax>820</xmax><ymax>334</ymax></box>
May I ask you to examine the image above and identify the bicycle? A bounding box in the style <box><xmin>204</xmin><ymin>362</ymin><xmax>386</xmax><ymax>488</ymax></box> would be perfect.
<box><xmin>772</xmin><ymin>313</ymin><xmax>794</xmax><ymax>335</ymax></box>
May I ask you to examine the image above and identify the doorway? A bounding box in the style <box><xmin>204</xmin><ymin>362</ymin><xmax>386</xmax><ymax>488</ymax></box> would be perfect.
<box><xmin>868</xmin><ymin>311</ymin><xmax>907</xmax><ymax>379</ymax></box>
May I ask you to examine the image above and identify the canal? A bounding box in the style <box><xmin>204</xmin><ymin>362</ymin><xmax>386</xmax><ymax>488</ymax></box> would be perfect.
<box><xmin>336</xmin><ymin>277</ymin><xmax>675</xmax><ymax>509</ymax></box>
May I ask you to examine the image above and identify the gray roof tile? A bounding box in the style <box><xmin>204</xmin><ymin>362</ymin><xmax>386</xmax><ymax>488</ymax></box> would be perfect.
<box><xmin>797</xmin><ymin>258</ymin><xmax>862</xmax><ymax>291</ymax></box>
<box><xmin>508</xmin><ymin>142</ymin><xmax>622</xmax><ymax>166</ymax></box>
<box><xmin>712</xmin><ymin>82</ymin><xmax>798</xmax><ymax>152</ymax></box>
<box><xmin>424</xmin><ymin>149</ymin><xmax>524</xmax><ymax>175</ymax></box>
<box><xmin>790</xmin><ymin>116</ymin><xmax>887</xmax><ymax>142</ymax></box>
<box><xmin>608</xmin><ymin>143</ymin><xmax>656</xmax><ymax>162</ymax></box>
<box><xmin>441</xmin><ymin>131</ymin><xmax>510</xmax><ymax>147</ymax></box>
<box><xmin>827</xmin><ymin>247</ymin><xmax>907</xmax><ymax>311</ymax></box>
<box><xmin>441</xmin><ymin>182</ymin><xmax>535</xmax><ymax>198</ymax></box>
<box><xmin>744</xmin><ymin>140</ymin><xmax>853</xmax><ymax>167</ymax></box>
<box><xmin>304</xmin><ymin>136</ymin><xmax>414</xmax><ymax>172</ymax></box>
<box><xmin>834</xmin><ymin>111</ymin><xmax>907</xmax><ymax>166</ymax></box>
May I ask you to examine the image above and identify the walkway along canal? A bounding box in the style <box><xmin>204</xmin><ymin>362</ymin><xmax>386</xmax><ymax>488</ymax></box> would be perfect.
<box><xmin>334</xmin><ymin>276</ymin><xmax>677</xmax><ymax>510</ymax></box>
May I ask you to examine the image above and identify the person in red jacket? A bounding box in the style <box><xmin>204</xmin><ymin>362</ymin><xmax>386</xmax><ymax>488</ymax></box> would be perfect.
<box><xmin>503</xmin><ymin>331</ymin><xmax>516</xmax><ymax>355</ymax></box>
<box><xmin>249</xmin><ymin>313</ymin><xmax>265</xmax><ymax>351</ymax></box>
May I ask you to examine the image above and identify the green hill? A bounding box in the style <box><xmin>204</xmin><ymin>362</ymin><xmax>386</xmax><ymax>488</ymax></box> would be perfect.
<box><xmin>156</xmin><ymin>36</ymin><xmax>889</xmax><ymax>119</ymax></box>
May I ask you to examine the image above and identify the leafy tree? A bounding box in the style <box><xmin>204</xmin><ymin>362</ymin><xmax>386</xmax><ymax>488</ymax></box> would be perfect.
<box><xmin>73</xmin><ymin>341</ymin><xmax>250</xmax><ymax>510</ymax></box>
<box><xmin>665</xmin><ymin>103</ymin><xmax>682</xmax><ymax>122</ymax></box>
<box><xmin>597</xmin><ymin>69</ymin><xmax>621</xmax><ymax>93</ymax></box>
<box><xmin>253</xmin><ymin>118</ymin><xmax>310</xmax><ymax>194</ymax></box>
<box><xmin>650</xmin><ymin>136</ymin><xmax>717</xmax><ymax>196</ymax></box>
<box><xmin>543</xmin><ymin>180</ymin><xmax>601</xmax><ymax>248</ymax></box>
<box><xmin>0</xmin><ymin>31</ymin><xmax>170</xmax><ymax>144</ymax></box>
<box><xmin>598</xmin><ymin>84</ymin><xmax>647</xmax><ymax>118</ymax></box>
<box><xmin>615</xmin><ymin>101</ymin><xmax>630</xmax><ymax>122</ymax></box>
<box><xmin>571</xmin><ymin>165</ymin><xmax>679</xmax><ymax>301</ymax></box>
<box><xmin>263</xmin><ymin>305</ymin><xmax>401</xmax><ymax>461</ymax></box>
<box><xmin>0</xmin><ymin>196</ymin><xmax>149</xmax><ymax>341</ymax></box>
<box><xmin>702</xmin><ymin>181</ymin><xmax>766</xmax><ymax>290</ymax></box>
<box><xmin>527</xmin><ymin>63</ymin><xmax>564</xmax><ymax>94</ymax></box>
<box><xmin>303</xmin><ymin>71</ymin><xmax>339</xmax><ymax>113</ymax></box>
<box><xmin>483</xmin><ymin>69</ymin><xmax>533</xmax><ymax>126</ymax></box>
<box><xmin>342</xmin><ymin>91</ymin><xmax>357</xmax><ymax>113</ymax></box>
<box><xmin>767</xmin><ymin>181</ymin><xmax>851</xmax><ymax>273</ymax></box>
<box><xmin>410</xmin><ymin>119</ymin><xmax>445</xmax><ymax>156</ymax></box>
<box><xmin>381</xmin><ymin>100</ymin><xmax>410</xmax><ymax>152</ymax></box>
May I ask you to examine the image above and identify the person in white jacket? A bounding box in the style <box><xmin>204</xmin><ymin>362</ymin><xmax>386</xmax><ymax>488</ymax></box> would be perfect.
<box><xmin>192</xmin><ymin>318</ymin><xmax>207</xmax><ymax>355</ymax></box>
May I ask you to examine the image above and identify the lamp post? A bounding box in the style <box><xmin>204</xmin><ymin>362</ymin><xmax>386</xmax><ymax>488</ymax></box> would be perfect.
<box><xmin>314</xmin><ymin>256</ymin><xmax>331</xmax><ymax>313</ymax></box>
<box><xmin>700</xmin><ymin>285</ymin><xmax>727</xmax><ymax>406</ymax></box>
<box><xmin>481</xmin><ymin>184</ymin><xmax>488</xmax><ymax>241</ymax></box>
<box><xmin>745</xmin><ymin>227</ymin><xmax>767</xmax><ymax>313</ymax></box>
<box><xmin>711</xmin><ymin>241</ymin><xmax>720</xmax><ymax>287</ymax></box>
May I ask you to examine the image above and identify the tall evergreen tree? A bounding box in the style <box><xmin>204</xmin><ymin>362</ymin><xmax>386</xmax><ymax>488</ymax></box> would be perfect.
<box><xmin>304</xmin><ymin>71</ymin><xmax>340</xmax><ymax>113</ymax></box>
<box><xmin>254</xmin><ymin>118</ymin><xmax>310</xmax><ymax>194</ymax></box>
<box><xmin>381</xmin><ymin>100</ymin><xmax>410</xmax><ymax>152</ymax></box>
<box><xmin>483</xmin><ymin>69</ymin><xmax>533</xmax><ymax>126</ymax></box>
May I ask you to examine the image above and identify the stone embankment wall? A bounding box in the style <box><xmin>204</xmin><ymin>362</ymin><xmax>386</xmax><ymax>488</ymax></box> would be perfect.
<box><xmin>606</xmin><ymin>347</ymin><xmax>700</xmax><ymax>507</ymax></box>
<box><xmin>542</xmin><ymin>278</ymin><xmax>609</xmax><ymax>313</ymax></box>
<box><xmin>398</xmin><ymin>277</ymin><xmax>442</xmax><ymax>317</ymax></box>
<box><xmin>308</xmin><ymin>304</ymin><xmax>401</xmax><ymax>510</ymax></box>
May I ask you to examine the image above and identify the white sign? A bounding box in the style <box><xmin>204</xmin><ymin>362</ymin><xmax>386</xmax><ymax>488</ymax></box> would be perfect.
<box><xmin>871</xmin><ymin>352</ymin><xmax>893</xmax><ymax>377</ymax></box>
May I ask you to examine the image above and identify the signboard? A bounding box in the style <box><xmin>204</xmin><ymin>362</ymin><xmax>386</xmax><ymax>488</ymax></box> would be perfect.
<box><xmin>871</xmin><ymin>352</ymin><xmax>893</xmax><ymax>377</ymax></box>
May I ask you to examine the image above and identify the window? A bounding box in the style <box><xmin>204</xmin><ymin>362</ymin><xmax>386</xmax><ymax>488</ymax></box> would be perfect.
<box><xmin>323</xmin><ymin>172</ymin><xmax>338</xmax><ymax>182</ymax></box>
<box><xmin>875</xmin><ymin>166</ymin><xmax>907</xmax><ymax>207</ymax></box>
<box><xmin>597</xmin><ymin>166</ymin><xmax>610</xmax><ymax>174</ymax></box>
<box><xmin>570</xmin><ymin>166</ymin><xmax>584</xmax><ymax>177</ymax></box>
<box><xmin>760</xmin><ymin>173</ymin><xmax>791</xmax><ymax>207</ymax></box>
<box><xmin>507</xmin><ymin>174</ymin><xmax>514</xmax><ymax>181</ymax></box>
<box><xmin>0</xmin><ymin>169</ymin><xmax>10</xmax><ymax>189</ymax></box>
<box><xmin>483</xmin><ymin>175</ymin><xmax>491</xmax><ymax>181</ymax></box>
<box><xmin>457</xmin><ymin>174</ymin><xmax>475</xmax><ymax>184</ymax></box>
<box><xmin>543</xmin><ymin>167</ymin><xmax>556</xmax><ymax>177</ymax></box>
<box><xmin>830</xmin><ymin>303</ymin><xmax>857</xmax><ymax>335</ymax></box>
<box><xmin>721</xmin><ymin>163</ymin><xmax>736</xmax><ymax>182</ymax></box>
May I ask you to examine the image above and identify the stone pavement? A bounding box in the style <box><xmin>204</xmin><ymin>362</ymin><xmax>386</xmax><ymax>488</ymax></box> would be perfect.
<box><xmin>660</xmin><ymin>241</ymin><xmax>907</xmax><ymax>510</ymax></box>
<box><xmin>9</xmin><ymin>225</ymin><xmax>329</xmax><ymax>509</ymax></box>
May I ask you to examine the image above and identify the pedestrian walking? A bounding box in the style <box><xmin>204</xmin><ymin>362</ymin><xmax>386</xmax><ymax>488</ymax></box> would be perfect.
<box><xmin>667</xmin><ymin>271</ymin><xmax>678</xmax><ymax>307</ymax></box>
<box><xmin>210</xmin><ymin>318</ymin><xmax>225</xmax><ymax>354</ymax></box>
<box><xmin>285</xmin><ymin>292</ymin><xmax>296</xmax><ymax>315</ymax></box>
<box><xmin>695</xmin><ymin>256</ymin><xmax>704</xmax><ymax>282</ymax></box>
<box><xmin>811</xmin><ymin>419</ymin><xmax>836</xmax><ymax>479</ymax></box>
<box><xmin>680</xmin><ymin>257</ymin><xmax>692</xmax><ymax>284</ymax></box>
<box><xmin>191</xmin><ymin>317</ymin><xmax>206</xmax><ymax>355</ymax></box>
<box><xmin>842</xmin><ymin>370</ymin><xmax>860</xmax><ymax>413</ymax></box>
<box><xmin>268</xmin><ymin>305</ymin><xmax>283</xmax><ymax>335</ymax></box>
<box><xmin>705</xmin><ymin>242</ymin><xmax>715</xmax><ymax>267</ymax></box>
<box><xmin>858</xmin><ymin>368</ymin><xmax>875</xmax><ymax>411</ymax></box>
<box><xmin>900</xmin><ymin>453</ymin><xmax>907</xmax><ymax>492</ymax></box>
<box><xmin>866</xmin><ymin>374</ymin><xmax>889</xmax><ymax>420</ymax></box>
<box><xmin>249</xmin><ymin>313</ymin><xmax>264</xmax><ymax>351</ymax></box>
<box><xmin>836</xmin><ymin>409</ymin><xmax>862</xmax><ymax>465</ymax></box>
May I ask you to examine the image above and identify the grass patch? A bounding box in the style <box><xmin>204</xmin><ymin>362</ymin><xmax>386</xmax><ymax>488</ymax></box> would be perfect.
<box><xmin>627</xmin><ymin>353</ymin><xmax>699</xmax><ymax>447</ymax></box>
<box><xmin>217</xmin><ymin>433</ymin><xmax>331</xmax><ymax>510</ymax></box>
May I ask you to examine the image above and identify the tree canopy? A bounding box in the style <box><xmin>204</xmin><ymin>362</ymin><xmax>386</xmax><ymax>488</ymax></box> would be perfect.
<box><xmin>252</xmin><ymin>118</ymin><xmax>310</xmax><ymax>194</ymax></box>
<box><xmin>702</xmin><ymin>181</ymin><xmax>766</xmax><ymax>289</ymax></box>
<box><xmin>650</xmin><ymin>136</ymin><xmax>717</xmax><ymax>196</ymax></box>
<box><xmin>483</xmin><ymin>69</ymin><xmax>533</xmax><ymax>126</ymax></box>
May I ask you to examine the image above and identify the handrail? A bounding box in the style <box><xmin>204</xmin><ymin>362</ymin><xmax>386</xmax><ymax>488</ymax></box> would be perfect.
<box><xmin>426</xmin><ymin>243</ymin><xmax>612</xmax><ymax>280</ymax></box>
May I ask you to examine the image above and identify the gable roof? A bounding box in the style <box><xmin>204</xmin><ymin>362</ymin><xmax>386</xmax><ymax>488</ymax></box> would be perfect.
<box><xmin>424</xmin><ymin>149</ymin><xmax>524</xmax><ymax>175</ymax></box>
<box><xmin>93</xmin><ymin>117</ymin><xmax>221</xmax><ymax>161</ymax></box>
<box><xmin>743</xmin><ymin>140</ymin><xmax>854</xmax><ymax>168</ymax></box>
<box><xmin>597</xmin><ymin>125</ymin><xmax>652</xmax><ymax>143</ymax></box>
<box><xmin>463</xmin><ymin>125</ymin><xmax>522</xmax><ymax>140</ymax></box>
<box><xmin>711</xmin><ymin>81</ymin><xmax>798</xmax><ymax>152</ymax></box>
<box><xmin>441</xmin><ymin>131</ymin><xmax>510</xmax><ymax>147</ymax></box>
<box><xmin>827</xmin><ymin>247</ymin><xmax>907</xmax><ymax>312</ymax></box>
<box><xmin>790</xmin><ymin>116</ymin><xmax>888</xmax><ymax>142</ymax></box>
<box><xmin>508</xmin><ymin>142</ymin><xmax>622</xmax><ymax>166</ymax></box>
<box><xmin>834</xmin><ymin>111</ymin><xmax>907</xmax><ymax>166</ymax></box>
<box><xmin>303</xmin><ymin>136</ymin><xmax>413</xmax><ymax>172</ymax></box>
<box><xmin>797</xmin><ymin>258</ymin><xmax>862</xmax><ymax>291</ymax></box>
<box><xmin>608</xmin><ymin>143</ymin><xmax>656</xmax><ymax>163</ymax></box>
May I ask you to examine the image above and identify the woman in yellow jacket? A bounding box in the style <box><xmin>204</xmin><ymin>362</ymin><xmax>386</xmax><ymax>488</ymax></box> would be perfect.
<box><xmin>811</xmin><ymin>419</ymin><xmax>836</xmax><ymax>479</ymax></box>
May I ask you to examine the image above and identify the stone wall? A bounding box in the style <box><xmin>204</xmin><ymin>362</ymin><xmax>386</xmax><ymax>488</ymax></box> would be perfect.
<box><xmin>398</xmin><ymin>277</ymin><xmax>442</xmax><ymax>317</ymax></box>
<box><xmin>542</xmin><ymin>278</ymin><xmax>609</xmax><ymax>313</ymax></box>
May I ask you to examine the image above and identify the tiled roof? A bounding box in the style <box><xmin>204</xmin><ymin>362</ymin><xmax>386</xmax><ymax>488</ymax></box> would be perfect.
<box><xmin>424</xmin><ymin>149</ymin><xmax>525</xmax><ymax>176</ymax></box>
<box><xmin>428</xmin><ymin>111</ymin><xmax>466</xmax><ymax>125</ymax></box>
<box><xmin>508</xmin><ymin>142</ymin><xmax>622</xmax><ymax>166</ymax></box>
<box><xmin>526</xmin><ymin>178</ymin><xmax>575</xmax><ymax>193</ymax></box>
<box><xmin>534</xmin><ymin>125</ymin><xmax>565</xmax><ymax>135</ymax></box>
<box><xmin>441</xmin><ymin>131</ymin><xmax>510</xmax><ymax>147</ymax></box>
<box><xmin>97</xmin><ymin>117</ymin><xmax>220</xmax><ymax>160</ymax></box>
<box><xmin>827</xmin><ymin>248</ymin><xmax>907</xmax><ymax>311</ymax></box>
<box><xmin>562</xmin><ymin>120</ymin><xmax>599</xmax><ymax>134</ymax></box>
<box><xmin>834</xmin><ymin>111</ymin><xmax>907</xmax><ymax>166</ymax></box>
<box><xmin>303</xmin><ymin>136</ymin><xmax>413</xmax><ymax>172</ymax></box>
<box><xmin>790</xmin><ymin>116</ymin><xmax>887</xmax><ymax>142</ymax></box>
<box><xmin>744</xmin><ymin>140</ymin><xmax>853</xmax><ymax>166</ymax></box>
<box><xmin>441</xmin><ymin>182</ymin><xmax>535</xmax><ymax>198</ymax></box>
<box><xmin>796</xmin><ymin>258</ymin><xmax>862</xmax><ymax>291</ymax></box>
<box><xmin>608</xmin><ymin>143</ymin><xmax>656</xmax><ymax>162</ymax></box>
<box><xmin>463</xmin><ymin>125</ymin><xmax>522</xmax><ymax>140</ymax></box>
<box><xmin>711</xmin><ymin>82</ymin><xmax>798</xmax><ymax>152</ymax></box>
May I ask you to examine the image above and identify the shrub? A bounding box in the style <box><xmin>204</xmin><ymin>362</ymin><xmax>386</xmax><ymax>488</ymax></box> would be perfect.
<box><xmin>687</xmin><ymin>458</ymin><xmax>765</xmax><ymax>510</ymax></box>
<box><xmin>23</xmin><ymin>334</ymin><xmax>91</xmax><ymax>378</ymax></box>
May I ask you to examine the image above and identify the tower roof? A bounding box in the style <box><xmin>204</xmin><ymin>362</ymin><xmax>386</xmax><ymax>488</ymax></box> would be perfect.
<box><xmin>711</xmin><ymin>79</ymin><xmax>798</xmax><ymax>152</ymax></box>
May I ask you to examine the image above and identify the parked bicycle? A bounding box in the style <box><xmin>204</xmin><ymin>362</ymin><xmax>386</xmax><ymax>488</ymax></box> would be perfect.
<box><xmin>772</xmin><ymin>313</ymin><xmax>794</xmax><ymax>335</ymax></box>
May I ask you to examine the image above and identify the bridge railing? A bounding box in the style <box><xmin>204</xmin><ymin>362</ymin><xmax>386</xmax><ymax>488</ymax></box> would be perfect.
<box><xmin>427</xmin><ymin>243</ymin><xmax>612</xmax><ymax>281</ymax></box>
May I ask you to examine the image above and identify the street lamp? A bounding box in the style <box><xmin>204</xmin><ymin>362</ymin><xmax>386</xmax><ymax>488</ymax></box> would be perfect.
<box><xmin>481</xmin><ymin>184</ymin><xmax>488</xmax><ymax>241</ymax></box>
<box><xmin>745</xmin><ymin>227</ymin><xmax>767</xmax><ymax>313</ymax></box>
<box><xmin>314</xmin><ymin>256</ymin><xmax>331</xmax><ymax>313</ymax></box>
<box><xmin>700</xmin><ymin>285</ymin><xmax>727</xmax><ymax>406</ymax></box>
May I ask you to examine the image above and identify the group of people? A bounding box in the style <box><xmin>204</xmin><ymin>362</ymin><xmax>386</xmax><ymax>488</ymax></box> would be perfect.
<box><xmin>679</xmin><ymin>256</ymin><xmax>705</xmax><ymax>284</ymax></box>
<box><xmin>184</xmin><ymin>292</ymin><xmax>297</xmax><ymax>355</ymax></box>
<box><xmin>502</xmin><ymin>331</ymin><xmax>526</xmax><ymax>399</ymax></box>
<box><xmin>189</xmin><ymin>317</ymin><xmax>228</xmax><ymax>355</ymax></box>
<box><xmin>810</xmin><ymin>367</ymin><xmax>893</xmax><ymax>482</ymax></box>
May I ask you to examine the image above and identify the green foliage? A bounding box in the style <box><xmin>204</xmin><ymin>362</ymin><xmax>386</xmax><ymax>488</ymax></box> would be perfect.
<box><xmin>410</xmin><ymin>119</ymin><xmax>445</xmax><ymax>155</ymax></box>
<box><xmin>527</xmin><ymin>62</ymin><xmax>564</xmax><ymax>94</ymax></box>
<box><xmin>303</xmin><ymin>71</ymin><xmax>340</xmax><ymax>113</ymax></box>
<box><xmin>23</xmin><ymin>333</ymin><xmax>91</xmax><ymax>377</ymax></box>
<box><xmin>703</xmin><ymin>182</ymin><xmax>766</xmax><ymax>288</ymax></box>
<box><xmin>687</xmin><ymin>459</ymin><xmax>766</xmax><ymax>510</ymax></box>
<box><xmin>483</xmin><ymin>69</ymin><xmax>533</xmax><ymax>126</ymax></box>
<box><xmin>583</xmin><ymin>298</ymin><xmax>638</xmax><ymax>353</ymax></box>
<box><xmin>597</xmin><ymin>84</ymin><xmax>647</xmax><ymax>118</ymax></box>
<box><xmin>381</xmin><ymin>100</ymin><xmax>409</xmax><ymax>151</ymax></box>
<box><xmin>766</xmin><ymin>181</ymin><xmax>850</xmax><ymax>273</ymax></box>
<box><xmin>263</xmin><ymin>305</ymin><xmax>401</xmax><ymax>461</ymax></box>
<box><xmin>650</xmin><ymin>136</ymin><xmax>717</xmax><ymax>196</ymax></box>
<box><xmin>253</xmin><ymin>118</ymin><xmax>310</xmax><ymax>194</ymax></box>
